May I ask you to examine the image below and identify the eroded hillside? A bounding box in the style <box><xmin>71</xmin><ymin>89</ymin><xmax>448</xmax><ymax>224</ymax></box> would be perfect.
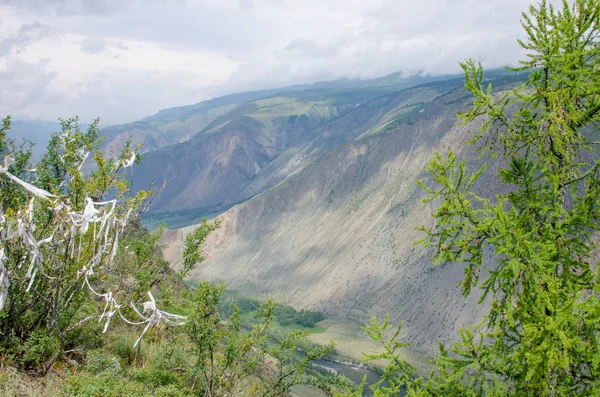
<box><xmin>133</xmin><ymin>81</ymin><xmax>480</xmax><ymax>232</ymax></box>
<box><xmin>160</xmin><ymin>77</ymin><xmax>525</xmax><ymax>356</ymax></box>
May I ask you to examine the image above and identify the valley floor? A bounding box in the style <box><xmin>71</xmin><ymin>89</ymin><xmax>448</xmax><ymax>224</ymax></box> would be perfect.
<box><xmin>309</xmin><ymin>320</ymin><xmax>433</xmax><ymax>376</ymax></box>
<box><xmin>289</xmin><ymin>384</ymin><xmax>329</xmax><ymax>397</ymax></box>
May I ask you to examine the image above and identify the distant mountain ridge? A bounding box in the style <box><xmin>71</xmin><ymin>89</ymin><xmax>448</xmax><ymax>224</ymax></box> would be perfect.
<box><xmin>5</xmin><ymin>68</ymin><xmax>509</xmax><ymax>164</ymax></box>
<box><xmin>98</xmin><ymin>70</ymin><xmax>473</xmax><ymax>158</ymax></box>
<box><xmin>132</xmin><ymin>71</ymin><xmax>521</xmax><ymax>226</ymax></box>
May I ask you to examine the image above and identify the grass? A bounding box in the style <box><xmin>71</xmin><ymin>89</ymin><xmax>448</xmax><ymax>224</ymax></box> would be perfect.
<box><xmin>270</xmin><ymin>320</ymin><xmax>326</xmax><ymax>335</ymax></box>
<box><xmin>0</xmin><ymin>366</ymin><xmax>63</xmax><ymax>397</ymax></box>
<box><xmin>141</xmin><ymin>207</ymin><xmax>228</xmax><ymax>230</ymax></box>
<box><xmin>220</xmin><ymin>289</ymin><xmax>327</xmax><ymax>332</ymax></box>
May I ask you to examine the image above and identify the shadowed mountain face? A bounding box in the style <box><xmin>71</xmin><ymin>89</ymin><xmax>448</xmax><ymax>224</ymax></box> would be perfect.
<box><xmin>131</xmin><ymin>77</ymin><xmax>478</xmax><ymax>227</ymax></box>
<box><xmin>159</xmin><ymin>74</ymin><xmax>525</xmax><ymax>355</ymax></box>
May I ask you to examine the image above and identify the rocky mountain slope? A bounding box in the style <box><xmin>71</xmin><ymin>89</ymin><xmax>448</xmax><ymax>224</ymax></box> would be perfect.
<box><xmin>132</xmin><ymin>76</ymin><xmax>494</xmax><ymax>229</ymax></box>
<box><xmin>131</xmin><ymin>87</ymin><xmax>427</xmax><ymax>219</ymax></box>
<box><xmin>160</xmin><ymin>74</ymin><xmax>524</xmax><ymax>356</ymax></box>
<box><xmin>98</xmin><ymin>72</ymin><xmax>460</xmax><ymax>157</ymax></box>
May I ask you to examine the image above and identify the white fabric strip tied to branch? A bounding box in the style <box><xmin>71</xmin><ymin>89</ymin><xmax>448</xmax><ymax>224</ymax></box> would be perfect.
<box><xmin>0</xmin><ymin>248</ymin><xmax>9</xmax><ymax>311</ymax></box>
<box><xmin>0</xmin><ymin>153</ymin><xmax>188</xmax><ymax>347</ymax></box>
<box><xmin>129</xmin><ymin>292</ymin><xmax>187</xmax><ymax>347</ymax></box>
<box><xmin>115</xmin><ymin>151</ymin><xmax>136</xmax><ymax>169</ymax></box>
<box><xmin>81</xmin><ymin>269</ymin><xmax>179</xmax><ymax>346</ymax></box>
<box><xmin>1</xmin><ymin>157</ymin><xmax>56</xmax><ymax>200</ymax></box>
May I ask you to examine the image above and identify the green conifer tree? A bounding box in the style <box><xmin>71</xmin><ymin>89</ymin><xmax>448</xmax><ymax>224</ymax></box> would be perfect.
<box><xmin>364</xmin><ymin>1</ymin><xmax>600</xmax><ymax>395</ymax></box>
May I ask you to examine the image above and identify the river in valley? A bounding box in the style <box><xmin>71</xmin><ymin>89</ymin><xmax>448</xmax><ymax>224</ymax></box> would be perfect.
<box><xmin>293</xmin><ymin>357</ymin><xmax>406</xmax><ymax>397</ymax></box>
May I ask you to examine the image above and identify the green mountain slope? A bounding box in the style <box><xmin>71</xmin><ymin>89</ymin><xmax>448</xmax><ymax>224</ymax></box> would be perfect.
<box><xmin>98</xmin><ymin>70</ymin><xmax>479</xmax><ymax>159</ymax></box>
<box><xmin>97</xmin><ymin>72</ymin><xmax>416</xmax><ymax>156</ymax></box>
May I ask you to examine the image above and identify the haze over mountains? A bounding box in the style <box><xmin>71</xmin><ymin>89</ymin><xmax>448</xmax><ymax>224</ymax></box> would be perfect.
<box><xmin>134</xmin><ymin>70</ymin><xmax>523</xmax><ymax>356</ymax></box>
<box><xmin>8</xmin><ymin>69</ymin><xmax>523</xmax><ymax>356</ymax></box>
<box><xmin>122</xmin><ymin>70</ymin><xmax>512</xmax><ymax>227</ymax></box>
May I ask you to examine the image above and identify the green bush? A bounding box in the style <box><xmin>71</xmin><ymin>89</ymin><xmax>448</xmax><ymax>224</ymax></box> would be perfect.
<box><xmin>0</xmin><ymin>329</ymin><xmax>21</xmax><ymax>362</ymax></box>
<box><xmin>63</xmin><ymin>373</ymin><xmax>147</xmax><ymax>397</ymax></box>
<box><xmin>85</xmin><ymin>350</ymin><xmax>122</xmax><ymax>375</ymax></box>
<box><xmin>64</xmin><ymin>322</ymin><xmax>102</xmax><ymax>354</ymax></box>
<box><xmin>106</xmin><ymin>333</ymin><xmax>138</xmax><ymax>366</ymax></box>
<box><xmin>21</xmin><ymin>330</ymin><xmax>60</xmax><ymax>369</ymax></box>
<box><xmin>130</xmin><ymin>344</ymin><xmax>187</xmax><ymax>388</ymax></box>
<box><xmin>131</xmin><ymin>366</ymin><xmax>179</xmax><ymax>389</ymax></box>
<box><xmin>273</xmin><ymin>304</ymin><xmax>324</xmax><ymax>328</ymax></box>
<box><xmin>153</xmin><ymin>384</ymin><xmax>195</xmax><ymax>397</ymax></box>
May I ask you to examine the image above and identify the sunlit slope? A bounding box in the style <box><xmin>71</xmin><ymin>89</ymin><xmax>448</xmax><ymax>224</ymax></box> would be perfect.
<box><xmin>98</xmin><ymin>90</ymin><xmax>279</xmax><ymax>155</ymax></box>
<box><xmin>162</xmin><ymin>75</ymin><xmax>524</xmax><ymax>355</ymax></box>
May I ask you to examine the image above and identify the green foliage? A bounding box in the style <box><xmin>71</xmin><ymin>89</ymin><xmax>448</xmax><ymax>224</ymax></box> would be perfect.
<box><xmin>261</xmin><ymin>329</ymin><xmax>334</xmax><ymax>397</ymax></box>
<box><xmin>219</xmin><ymin>290</ymin><xmax>325</xmax><ymax>330</ymax></box>
<box><xmin>0</xmin><ymin>115</ymin><xmax>10</xmax><ymax>153</ymax></box>
<box><xmin>182</xmin><ymin>218</ymin><xmax>221</xmax><ymax>276</ymax></box>
<box><xmin>219</xmin><ymin>290</ymin><xmax>262</xmax><ymax>317</ymax></box>
<box><xmin>63</xmin><ymin>372</ymin><xmax>149</xmax><ymax>397</ymax></box>
<box><xmin>105</xmin><ymin>334</ymin><xmax>138</xmax><ymax>366</ymax></box>
<box><xmin>363</xmin><ymin>1</ymin><xmax>600</xmax><ymax>396</ymax></box>
<box><xmin>20</xmin><ymin>330</ymin><xmax>61</xmax><ymax>369</ymax></box>
<box><xmin>85</xmin><ymin>349</ymin><xmax>123</xmax><ymax>375</ymax></box>
<box><xmin>0</xmin><ymin>116</ymin><xmax>157</xmax><ymax>372</ymax></box>
<box><xmin>132</xmin><ymin>359</ymin><xmax>180</xmax><ymax>388</ymax></box>
<box><xmin>180</xmin><ymin>281</ymin><xmax>334</xmax><ymax>397</ymax></box>
<box><xmin>273</xmin><ymin>304</ymin><xmax>325</xmax><ymax>328</ymax></box>
<box><xmin>111</xmin><ymin>221</ymin><xmax>175</xmax><ymax>302</ymax></box>
<box><xmin>65</xmin><ymin>369</ymin><xmax>194</xmax><ymax>397</ymax></box>
<box><xmin>66</xmin><ymin>373</ymin><xmax>193</xmax><ymax>397</ymax></box>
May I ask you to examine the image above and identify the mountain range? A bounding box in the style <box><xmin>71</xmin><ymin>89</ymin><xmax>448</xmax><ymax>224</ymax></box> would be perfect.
<box><xmin>143</xmin><ymin>70</ymin><xmax>524</xmax><ymax>357</ymax></box>
<box><xmin>7</xmin><ymin>69</ymin><xmax>524</xmax><ymax>357</ymax></box>
<box><xmin>127</xmin><ymin>70</ymin><xmax>514</xmax><ymax>227</ymax></box>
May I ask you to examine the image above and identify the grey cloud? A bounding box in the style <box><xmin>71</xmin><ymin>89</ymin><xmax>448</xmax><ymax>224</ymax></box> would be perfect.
<box><xmin>80</xmin><ymin>36</ymin><xmax>128</xmax><ymax>55</ymax></box>
<box><xmin>0</xmin><ymin>22</ymin><xmax>61</xmax><ymax>119</ymax></box>
<box><xmin>0</xmin><ymin>59</ymin><xmax>57</xmax><ymax>118</ymax></box>
<box><xmin>1</xmin><ymin>0</ymin><xmax>134</xmax><ymax>15</ymax></box>
<box><xmin>67</xmin><ymin>3</ymin><xmax>278</xmax><ymax>53</ymax></box>
<box><xmin>80</xmin><ymin>36</ymin><xmax>107</xmax><ymax>53</ymax></box>
<box><xmin>0</xmin><ymin>21</ymin><xmax>55</xmax><ymax>54</ymax></box>
<box><xmin>239</xmin><ymin>0</ymin><xmax>253</xmax><ymax>9</ymax></box>
<box><xmin>283</xmin><ymin>37</ymin><xmax>348</xmax><ymax>58</ymax></box>
<box><xmin>2</xmin><ymin>60</ymin><xmax>216</xmax><ymax>124</ymax></box>
<box><xmin>368</xmin><ymin>0</ymin><xmax>526</xmax><ymax>41</ymax></box>
<box><xmin>36</xmin><ymin>69</ymin><xmax>215</xmax><ymax>124</ymax></box>
<box><xmin>1</xmin><ymin>0</ymin><xmax>535</xmax><ymax>124</ymax></box>
<box><xmin>5</xmin><ymin>1</ymin><xmax>276</xmax><ymax>55</ymax></box>
<box><xmin>78</xmin><ymin>0</ymin><xmax>132</xmax><ymax>14</ymax></box>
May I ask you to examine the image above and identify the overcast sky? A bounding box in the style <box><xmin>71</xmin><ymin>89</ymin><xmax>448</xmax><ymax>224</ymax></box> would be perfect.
<box><xmin>0</xmin><ymin>0</ymin><xmax>532</xmax><ymax>125</ymax></box>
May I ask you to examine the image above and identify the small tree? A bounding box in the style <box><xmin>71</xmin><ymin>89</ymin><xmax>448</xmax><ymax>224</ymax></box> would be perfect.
<box><xmin>1</xmin><ymin>117</ymin><xmax>334</xmax><ymax>396</ymax></box>
<box><xmin>0</xmin><ymin>117</ymin><xmax>183</xmax><ymax>371</ymax></box>
<box><xmin>363</xmin><ymin>1</ymin><xmax>600</xmax><ymax>396</ymax></box>
<box><xmin>182</xmin><ymin>282</ymin><xmax>334</xmax><ymax>397</ymax></box>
